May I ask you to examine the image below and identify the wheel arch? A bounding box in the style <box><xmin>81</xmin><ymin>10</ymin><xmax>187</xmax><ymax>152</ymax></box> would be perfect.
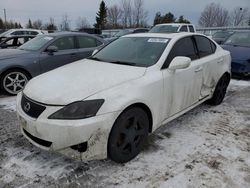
<box><xmin>118</xmin><ymin>102</ymin><xmax>153</xmax><ymax>133</ymax></box>
<box><xmin>0</xmin><ymin>67</ymin><xmax>32</xmax><ymax>80</ymax></box>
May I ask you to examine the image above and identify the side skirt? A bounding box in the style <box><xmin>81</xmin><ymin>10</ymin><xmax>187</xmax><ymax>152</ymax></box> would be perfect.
<box><xmin>160</xmin><ymin>95</ymin><xmax>211</xmax><ymax>127</ymax></box>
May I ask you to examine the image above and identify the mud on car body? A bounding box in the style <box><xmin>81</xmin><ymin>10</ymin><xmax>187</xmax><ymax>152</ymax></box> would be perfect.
<box><xmin>17</xmin><ymin>32</ymin><xmax>231</xmax><ymax>163</ymax></box>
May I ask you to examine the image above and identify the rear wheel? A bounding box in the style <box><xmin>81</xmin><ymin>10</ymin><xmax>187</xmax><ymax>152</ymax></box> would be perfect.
<box><xmin>0</xmin><ymin>69</ymin><xmax>29</xmax><ymax>95</ymax></box>
<box><xmin>108</xmin><ymin>107</ymin><xmax>149</xmax><ymax>163</ymax></box>
<box><xmin>206</xmin><ymin>74</ymin><xmax>230</xmax><ymax>105</ymax></box>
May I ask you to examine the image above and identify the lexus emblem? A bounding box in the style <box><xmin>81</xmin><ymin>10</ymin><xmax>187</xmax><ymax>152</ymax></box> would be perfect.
<box><xmin>24</xmin><ymin>102</ymin><xmax>31</xmax><ymax>112</ymax></box>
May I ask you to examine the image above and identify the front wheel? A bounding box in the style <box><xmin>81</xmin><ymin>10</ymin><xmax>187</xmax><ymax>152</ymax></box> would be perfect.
<box><xmin>0</xmin><ymin>70</ymin><xmax>29</xmax><ymax>95</ymax></box>
<box><xmin>206</xmin><ymin>74</ymin><xmax>230</xmax><ymax>105</ymax></box>
<box><xmin>108</xmin><ymin>107</ymin><xmax>149</xmax><ymax>163</ymax></box>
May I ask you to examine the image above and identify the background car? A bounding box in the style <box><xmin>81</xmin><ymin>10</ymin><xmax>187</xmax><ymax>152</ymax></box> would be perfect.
<box><xmin>149</xmin><ymin>23</ymin><xmax>196</xmax><ymax>33</ymax></box>
<box><xmin>105</xmin><ymin>28</ymin><xmax>149</xmax><ymax>42</ymax></box>
<box><xmin>212</xmin><ymin>30</ymin><xmax>234</xmax><ymax>44</ymax></box>
<box><xmin>0</xmin><ymin>32</ymin><xmax>106</xmax><ymax>95</ymax></box>
<box><xmin>221</xmin><ymin>31</ymin><xmax>250</xmax><ymax>77</ymax></box>
<box><xmin>17</xmin><ymin>32</ymin><xmax>230</xmax><ymax>163</ymax></box>
<box><xmin>0</xmin><ymin>28</ymin><xmax>44</xmax><ymax>42</ymax></box>
<box><xmin>0</xmin><ymin>35</ymin><xmax>35</xmax><ymax>49</ymax></box>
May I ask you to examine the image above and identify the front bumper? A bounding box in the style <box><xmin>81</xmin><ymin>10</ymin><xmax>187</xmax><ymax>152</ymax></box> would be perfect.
<box><xmin>16</xmin><ymin>93</ymin><xmax>120</xmax><ymax>161</ymax></box>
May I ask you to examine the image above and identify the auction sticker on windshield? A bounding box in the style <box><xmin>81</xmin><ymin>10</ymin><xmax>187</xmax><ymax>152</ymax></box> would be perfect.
<box><xmin>148</xmin><ymin>38</ymin><xmax>169</xmax><ymax>43</ymax></box>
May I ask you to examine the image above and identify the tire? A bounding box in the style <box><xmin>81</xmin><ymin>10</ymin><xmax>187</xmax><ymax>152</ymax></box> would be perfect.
<box><xmin>206</xmin><ymin>74</ymin><xmax>230</xmax><ymax>105</ymax></box>
<box><xmin>0</xmin><ymin>69</ymin><xmax>30</xmax><ymax>95</ymax></box>
<box><xmin>108</xmin><ymin>107</ymin><xmax>149</xmax><ymax>163</ymax></box>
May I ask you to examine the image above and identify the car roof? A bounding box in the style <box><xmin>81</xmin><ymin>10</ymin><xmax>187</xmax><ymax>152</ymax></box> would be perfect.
<box><xmin>155</xmin><ymin>23</ymin><xmax>194</xmax><ymax>26</ymax></box>
<box><xmin>43</xmin><ymin>32</ymin><xmax>107</xmax><ymax>43</ymax></box>
<box><xmin>4</xmin><ymin>35</ymin><xmax>35</xmax><ymax>38</ymax></box>
<box><xmin>122</xmin><ymin>32</ymin><xmax>202</xmax><ymax>39</ymax></box>
<box><xmin>44</xmin><ymin>32</ymin><xmax>101</xmax><ymax>37</ymax></box>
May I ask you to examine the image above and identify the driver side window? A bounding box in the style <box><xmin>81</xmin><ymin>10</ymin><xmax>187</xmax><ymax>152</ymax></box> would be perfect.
<box><xmin>50</xmin><ymin>37</ymin><xmax>75</xmax><ymax>51</ymax></box>
<box><xmin>162</xmin><ymin>37</ymin><xmax>198</xmax><ymax>69</ymax></box>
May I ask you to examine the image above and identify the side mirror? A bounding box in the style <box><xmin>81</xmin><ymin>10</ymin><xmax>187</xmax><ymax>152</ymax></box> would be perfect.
<box><xmin>46</xmin><ymin>45</ymin><xmax>58</xmax><ymax>54</ymax></box>
<box><xmin>92</xmin><ymin>49</ymin><xmax>99</xmax><ymax>56</ymax></box>
<box><xmin>168</xmin><ymin>56</ymin><xmax>191</xmax><ymax>71</ymax></box>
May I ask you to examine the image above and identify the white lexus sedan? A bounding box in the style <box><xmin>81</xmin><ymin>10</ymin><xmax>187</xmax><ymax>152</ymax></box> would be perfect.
<box><xmin>17</xmin><ymin>32</ymin><xmax>231</xmax><ymax>163</ymax></box>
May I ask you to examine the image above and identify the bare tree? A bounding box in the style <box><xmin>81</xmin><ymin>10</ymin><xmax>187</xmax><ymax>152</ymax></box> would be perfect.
<box><xmin>215</xmin><ymin>7</ymin><xmax>230</xmax><ymax>27</ymax></box>
<box><xmin>76</xmin><ymin>17</ymin><xmax>90</xmax><ymax>29</ymax></box>
<box><xmin>32</xmin><ymin>19</ymin><xmax>43</xmax><ymax>29</ymax></box>
<box><xmin>107</xmin><ymin>5</ymin><xmax>122</xmax><ymax>29</ymax></box>
<box><xmin>199</xmin><ymin>3</ymin><xmax>229</xmax><ymax>27</ymax></box>
<box><xmin>60</xmin><ymin>14</ymin><xmax>70</xmax><ymax>31</ymax></box>
<box><xmin>231</xmin><ymin>7</ymin><xmax>249</xmax><ymax>26</ymax></box>
<box><xmin>121</xmin><ymin>0</ymin><xmax>132</xmax><ymax>28</ymax></box>
<box><xmin>133</xmin><ymin>0</ymin><xmax>148</xmax><ymax>27</ymax></box>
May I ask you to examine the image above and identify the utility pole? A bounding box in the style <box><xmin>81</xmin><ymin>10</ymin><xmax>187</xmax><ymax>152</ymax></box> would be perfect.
<box><xmin>4</xmin><ymin>8</ymin><xmax>7</xmax><ymax>29</ymax></box>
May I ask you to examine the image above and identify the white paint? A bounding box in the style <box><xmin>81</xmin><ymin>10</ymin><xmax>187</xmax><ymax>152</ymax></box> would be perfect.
<box><xmin>16</xmin><ymin>32</ymin><xmax>231</xmax><ymax>161</ymax></box>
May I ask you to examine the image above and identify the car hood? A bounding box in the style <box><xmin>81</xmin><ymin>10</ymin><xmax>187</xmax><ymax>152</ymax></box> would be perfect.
<box><xmin>0</xmin><ymin>49</ymin><xmax>31</xmax><ymax>61</ymax></box>
<box><xmin>221</xmin><ymin>44</ymin><xmax>250</xmax><ymax>61</ymax></box>
<box><xmin>24</xmin><ymin>59</ymin><xmax>146</xmax><ymax>105</ymax></box>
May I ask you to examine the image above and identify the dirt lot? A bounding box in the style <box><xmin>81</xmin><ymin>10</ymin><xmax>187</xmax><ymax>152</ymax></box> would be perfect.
<box><xmin>0</xmin><ymin>79</ymin><xmax>250</xmax><ymax>188</ymax></box>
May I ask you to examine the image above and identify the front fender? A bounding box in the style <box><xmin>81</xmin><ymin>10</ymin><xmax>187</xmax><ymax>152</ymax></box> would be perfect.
<box><xmin>86</xmin><ymin>70</ymin><xmax>164</xmax><ymax>131</ymax></box>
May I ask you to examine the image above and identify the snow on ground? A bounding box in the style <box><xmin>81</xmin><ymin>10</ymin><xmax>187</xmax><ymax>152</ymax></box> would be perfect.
<box><xmin>0</xmin><ymin>79</ymin><xmax>250</xmax><ymax>187</ymax></box>
<box><xmin>0</xmin><ymin>95</ymin><xmax>16</xmax><ymax>111</ymax></box>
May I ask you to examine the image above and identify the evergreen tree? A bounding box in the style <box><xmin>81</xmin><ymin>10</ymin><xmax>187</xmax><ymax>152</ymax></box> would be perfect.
<box><xmin>26</xmin><ymin>19</ymin><xmax>33</xmax><ymax>28</ymax></box>
<box><xmin>94</xmin><ymin>1</ymin><xmax>107</xmax><ymax>29</ymax></box>
<box><xmin>0</xmin><ymin>18</ymin><xmax>4</xmax><ymax>29</ymax></box>
<box><xmin>153</xmin><ymin>12</ymin><xmax>162</xmax><ymax>25</ymax></box>
<box><xmin>162</xmin><ymin>12</ymin><xmax>176</xmax><ymax>23</ymax></box>
<box><xmin>177</xmin><ymin>15</ymin><xmax>190</xmax><ymax>24</ymax></box>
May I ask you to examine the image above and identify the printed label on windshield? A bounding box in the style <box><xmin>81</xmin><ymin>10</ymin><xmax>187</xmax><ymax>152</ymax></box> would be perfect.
<box><xmin>43</xmin><ymin>37</ymin><xmax>53</xmax><ymax>41</ymax></box>
<box><xmin>148</xmin><ymin>38</ymin><xmax>169</xmax><ymax>43</ymax></box>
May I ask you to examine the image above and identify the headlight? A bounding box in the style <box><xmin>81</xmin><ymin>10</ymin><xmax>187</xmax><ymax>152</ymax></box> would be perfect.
<box><xmin>48</xmin><ymin>99</ymin><xmax>104</xmax><ymax>120</ymax></box>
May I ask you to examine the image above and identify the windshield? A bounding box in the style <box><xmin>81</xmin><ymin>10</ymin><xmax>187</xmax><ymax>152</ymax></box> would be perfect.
<box><xmin>92</xmin><ymin>37</ymin><xmax>169</xmax><ymax>67</ymax></box>
<box><xmin>114</xmin><ymin>30</ymin><xmax>132</xmax><ymax>37</ymax></box>
<box><xmin>149</xmin><ymin>25</ymin><xmax>179</xmax><ymax>33</ymax></box>
<box><xmin>224</xmin><ymin>32</ymin><xmax>250</xmax><ymax>47</ymax></box>
<box><xmin>18</xmin><ymin>35</ymin><xmax>54</xmax><ymax>51</ymax></box>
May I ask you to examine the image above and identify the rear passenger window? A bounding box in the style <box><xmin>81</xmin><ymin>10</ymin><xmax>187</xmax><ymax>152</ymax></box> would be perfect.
<box><xmin>51</xmin><ymin>37</ymin><xmax>75</xmax><ymax>50</ymax></box>
<box><xmin>163</xmin><ymin>37</ymin><xmax>198</xmax><ymax>69</ymax></box>
<box><xmin>194</xmin><ymin>36</ymin><xmax>214</xmax><ymax>57</ymax></box>
<box><xmin>179</xmin><ymin>26</ymin><xmax>188</xmax><ymax>32</ymax></box>
<box><xmin>188</xmin><ymin>26</ymin><xmax>195</xmax><ymax>33</ymax></box>
<box><xmin>77</xmin><ymin>36</ymin><xmax>97</xmax><ymax>48</ymax></box>
<box><xmin>12</xmin><ymin>31</ymin><xmax>24</xmax><ymax>35</ymax></box>
<box><xmin>30</xmin><ymin>31</ymin><xmax>38</xmax><ymax>35</ymax></box>
<box><xmin>210</xmin><ymin>41</ymin><xmax>216</xmax><ymax>53</ymax></box>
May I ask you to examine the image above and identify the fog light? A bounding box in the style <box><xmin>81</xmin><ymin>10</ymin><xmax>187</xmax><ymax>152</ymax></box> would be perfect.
<box><xmin>71</xmin><ymin>142</ymin><xmax>88</xmax><ymax>152</ymax></box>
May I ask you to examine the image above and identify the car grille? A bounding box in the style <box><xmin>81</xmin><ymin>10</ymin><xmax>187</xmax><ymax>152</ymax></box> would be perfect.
<box><xmin>21</xmin><ymin>94</ymin><xmax>46</xmax><ymax>118</ymax></box>
<box><xmin>23</xmin><ymin>128</ymin><xmax>52</xmax><ymax>147</ymax></box>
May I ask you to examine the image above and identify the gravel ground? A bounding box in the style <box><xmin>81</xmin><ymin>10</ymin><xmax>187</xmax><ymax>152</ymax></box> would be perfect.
<box><xmin>0</xmin><ymin>79</ymin><xmax>250</xmax><ymax>188</ymax></box>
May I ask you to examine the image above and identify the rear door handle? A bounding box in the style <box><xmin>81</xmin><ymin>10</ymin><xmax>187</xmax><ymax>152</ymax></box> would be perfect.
<box><xmin>195</xmin><ymin>67</ymin><xmax>203</xmax><ymax>72</ymax></box>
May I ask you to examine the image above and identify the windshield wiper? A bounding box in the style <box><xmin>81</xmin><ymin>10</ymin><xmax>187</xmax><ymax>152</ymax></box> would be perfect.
<box><xmin>108</xmin><ymin>61</ymin><xmax>137</xmax><ymax>66</ymax></box>
<box><xmin>87</xmin><ymin>57</ymin><xmax>103</xmax><ymax>61</ymax></box>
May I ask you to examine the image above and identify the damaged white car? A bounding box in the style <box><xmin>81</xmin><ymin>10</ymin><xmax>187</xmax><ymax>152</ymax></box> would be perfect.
<box><xmin>17</xmin><ymin>32</ymin><xmax>231</xmax><ymax>163</ymax></box>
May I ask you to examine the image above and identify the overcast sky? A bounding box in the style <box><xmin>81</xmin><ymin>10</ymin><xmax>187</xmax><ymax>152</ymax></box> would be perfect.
<box><xmin>1</xmin><ymin>0</ymin><xmax>250</xmax><ymax>28</ymax></box>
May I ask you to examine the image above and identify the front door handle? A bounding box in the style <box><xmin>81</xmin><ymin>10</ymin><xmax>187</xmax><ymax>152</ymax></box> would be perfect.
<box><xmin>195</xmin><ymin>67</ymin><xmax>203</xmax><ymax>72</ymax></box>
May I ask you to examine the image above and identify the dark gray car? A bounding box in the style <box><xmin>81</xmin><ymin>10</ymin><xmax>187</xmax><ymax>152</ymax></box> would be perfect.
<box><xmin>0</xmin><ymin>32</ymin><xmax>106</xmax><ymax>95</ymax></box>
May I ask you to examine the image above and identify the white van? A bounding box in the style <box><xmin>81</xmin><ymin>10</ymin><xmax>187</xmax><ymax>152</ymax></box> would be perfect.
<box><xmin>149</xmin><ymin>23</ymin><xmax>196</xmax><ymax>33</ymax></box>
